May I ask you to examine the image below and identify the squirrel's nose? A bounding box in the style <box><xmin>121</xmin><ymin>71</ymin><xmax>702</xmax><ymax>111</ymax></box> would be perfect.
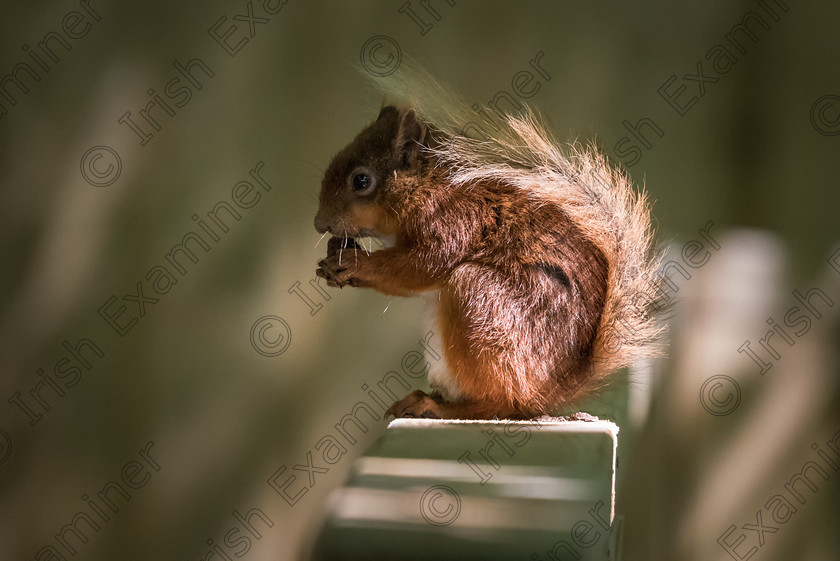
<box><xmin>314</xmin><ymin>212</ymin><xmax>331</xmax><ymax>234</ymax></box>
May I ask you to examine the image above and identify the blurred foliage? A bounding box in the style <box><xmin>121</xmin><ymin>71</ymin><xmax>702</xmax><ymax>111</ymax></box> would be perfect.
<box><xmin>0</xmin><ymin>1</ymin><xmax>837</xmax><ymax>560</ymax></box>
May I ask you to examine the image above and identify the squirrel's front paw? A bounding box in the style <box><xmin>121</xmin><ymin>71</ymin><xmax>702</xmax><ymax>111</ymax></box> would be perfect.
<box><xmin>316</xmin><ymin>237</ymin><xmax>370</xmax><ymax>288</ymax></box>
<box><xmin>316</xmin><ymin>254</ymin><xmax>365</xmax><ymax>288</ymax></box>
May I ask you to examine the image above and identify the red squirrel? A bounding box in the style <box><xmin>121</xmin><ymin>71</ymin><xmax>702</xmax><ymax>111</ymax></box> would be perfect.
<box><xmin>314</xmin><ymin>66</ymin><xmax>663</xmax><ymax>420</ymax></box>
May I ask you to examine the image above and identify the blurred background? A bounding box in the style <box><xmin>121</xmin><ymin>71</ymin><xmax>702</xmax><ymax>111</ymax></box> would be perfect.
<box><xmin>1</xmin><ymin>1</ymin><xmax>838</xmax><ymax>560</ymax></box>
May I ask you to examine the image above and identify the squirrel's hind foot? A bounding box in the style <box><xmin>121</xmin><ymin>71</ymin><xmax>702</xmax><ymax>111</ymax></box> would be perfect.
<box><xmin>385</xmin><ymin>390</ymin><xmax>528</xmax><ymax>420</ymax></box>
<box><xmin>384</xmin><ymin>390</ymin><xmax>442</xmax><ymax>419</ymax></box>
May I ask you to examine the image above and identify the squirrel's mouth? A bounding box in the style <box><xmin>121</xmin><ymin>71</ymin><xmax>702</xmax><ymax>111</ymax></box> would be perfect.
<box><xmin>336</xmin><ymin>236</ymin><xmax>363</xmax><ymax>250</ymax></box>
<box><xmin>331</xmin><ymin>232</ymin><xmax>394</xmax><ymax>253</ymax></box>
<box><xmin>336</xmin><ymin>227</ymin><xmax>388</xmax><ymax>248</ymax></box>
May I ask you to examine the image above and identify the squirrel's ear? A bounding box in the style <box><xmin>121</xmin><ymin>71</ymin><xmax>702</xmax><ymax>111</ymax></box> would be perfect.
<box><xmin>394</xmin><ymin>109</ymin><xmax>426</xmax><ymax>166</ymax></box>
<box><xmin>376</xmin><ymin>105</ymin><xmax>399</xmax><ymax>123</ymax></box>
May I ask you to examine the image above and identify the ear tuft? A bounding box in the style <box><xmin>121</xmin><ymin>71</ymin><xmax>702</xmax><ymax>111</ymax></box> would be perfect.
<box><xmin>376</xmin><ymin>105</ymin><xmax>399</xmax><ymax>123</ymax></box>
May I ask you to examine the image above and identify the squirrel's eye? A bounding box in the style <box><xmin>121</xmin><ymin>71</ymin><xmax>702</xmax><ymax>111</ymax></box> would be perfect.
<box><xmin>348</xmin><ymin>167</ymin><xmax>376</xmax><ymax>195</ymax></box>
<box><xmin>352</xmin><ymin>173</ymin><xmax>371</xmax><ymax>191</ymax></box>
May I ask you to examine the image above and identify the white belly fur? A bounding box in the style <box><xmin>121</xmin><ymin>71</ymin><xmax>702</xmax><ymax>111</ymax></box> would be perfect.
<box><xmin>422</xmin><ymin>289</ymin><xmax>462</xmax><ymax>400</ymax></box>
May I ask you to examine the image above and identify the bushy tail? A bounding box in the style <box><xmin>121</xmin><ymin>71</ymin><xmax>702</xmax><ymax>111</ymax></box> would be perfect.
<box><xmin>369</xmin><ymin>60</ymin><xmax>665</xmax><ymax>386</ymax></box>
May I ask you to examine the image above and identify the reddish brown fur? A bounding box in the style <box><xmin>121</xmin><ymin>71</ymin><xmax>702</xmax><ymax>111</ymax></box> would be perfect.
<box><xmin>315</xmin><ymin>105</ymin><xmax>654</xmax><ymax>419</ymax></box>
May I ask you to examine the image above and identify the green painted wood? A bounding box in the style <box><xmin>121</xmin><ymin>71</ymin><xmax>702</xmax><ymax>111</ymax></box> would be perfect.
<box><xmin>312</xmin><ymin>418</ymin><xmax>622</xmax><ymax>561</ymax></box>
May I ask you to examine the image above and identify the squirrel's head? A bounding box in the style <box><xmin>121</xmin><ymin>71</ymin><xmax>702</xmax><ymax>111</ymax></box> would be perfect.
<box><xmin>314</xmin><ymin>105</ymin><xmax>426</xmax><ymax>237</ymax></box>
